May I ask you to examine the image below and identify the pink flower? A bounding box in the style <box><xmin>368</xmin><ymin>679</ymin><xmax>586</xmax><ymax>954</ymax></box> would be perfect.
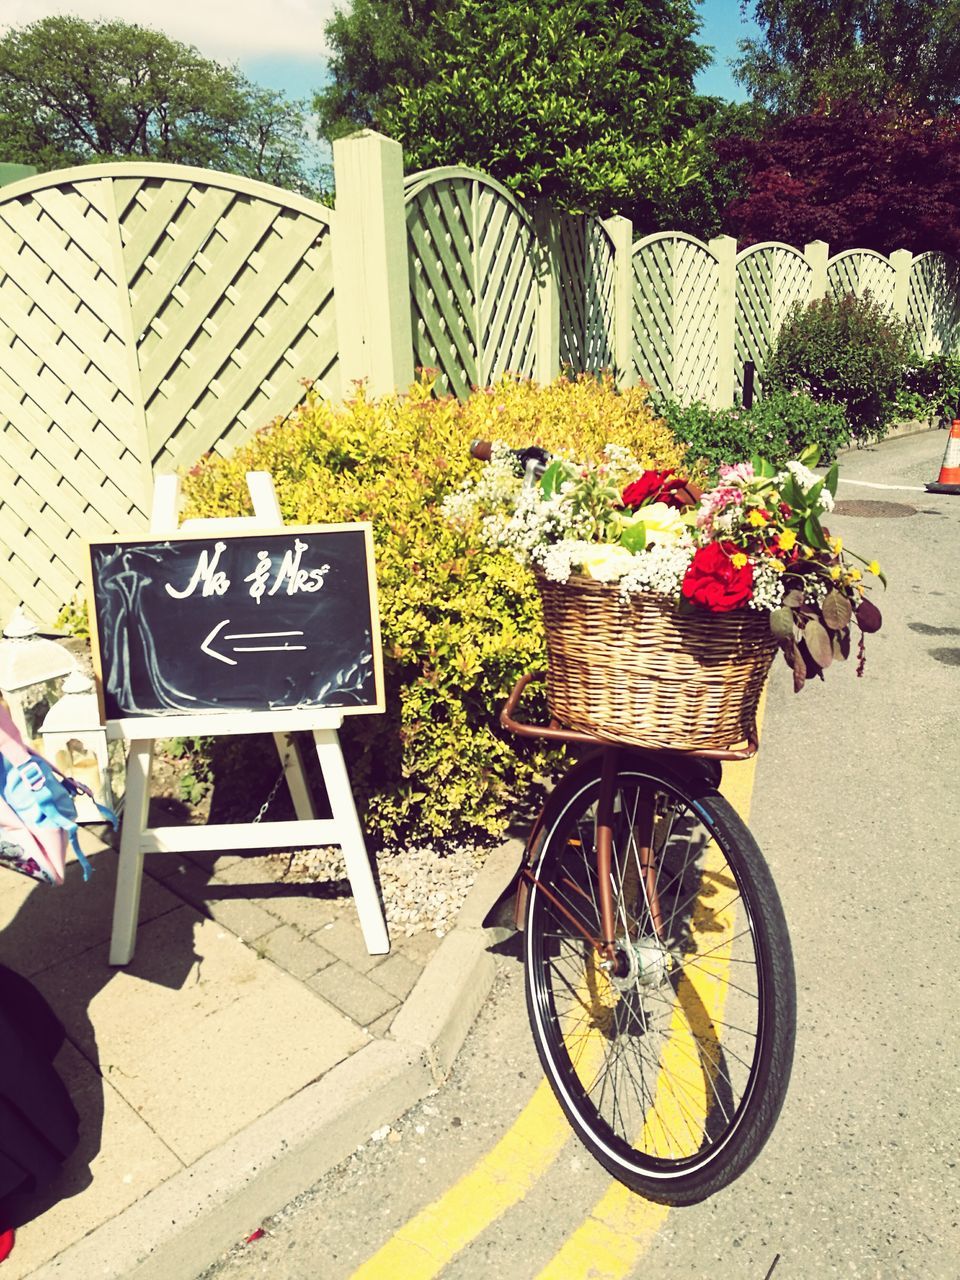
<box><xmin>696</xmin><ymin>485</ymin><xmax>743</xmax><ymax>533</ymax></box>
<box><xmin>718</xmin><ymin>461</ymin><xmax>755</xmax><ymax>485</ymax></box>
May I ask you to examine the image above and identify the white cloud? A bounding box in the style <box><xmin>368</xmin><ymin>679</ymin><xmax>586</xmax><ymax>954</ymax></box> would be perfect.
<box><xmin>1</xmin><ymin>1</ymin><xmax>338</xmax><ymax>61</ymax></box>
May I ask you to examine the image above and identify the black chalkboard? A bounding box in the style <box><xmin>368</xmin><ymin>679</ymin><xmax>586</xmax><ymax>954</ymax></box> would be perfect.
<box><xmin>86</xmin><ymin>525</ymin><xmax>384</xmax><ymax>722</ymax></box>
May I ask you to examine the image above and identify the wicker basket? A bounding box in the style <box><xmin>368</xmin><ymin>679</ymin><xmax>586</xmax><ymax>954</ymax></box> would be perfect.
<box><xmin>537</xmin><ymin>573</ymin><xmax>778</xmax><ymax>751</ymax></box>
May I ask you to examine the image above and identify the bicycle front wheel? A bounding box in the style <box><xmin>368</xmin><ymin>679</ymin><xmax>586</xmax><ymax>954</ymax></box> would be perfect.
<box><xmin>524</xmin><ymin>755</ymin><xmax>795</xmax><ymax>1205</ymax></box>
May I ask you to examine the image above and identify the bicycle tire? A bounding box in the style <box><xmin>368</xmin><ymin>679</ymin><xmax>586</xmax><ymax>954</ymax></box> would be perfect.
<box><xmin>523</xmin><ymin>752</ymin><xmax>795</xmax><ymax>1205</ymax></box>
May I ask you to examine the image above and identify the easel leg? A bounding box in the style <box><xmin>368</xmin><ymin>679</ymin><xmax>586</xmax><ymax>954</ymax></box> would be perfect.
<box><xmin>312</xmin><ymin>728</ymin><xmax>389</xmax><ymax>955</ymax></box>
<box><xmin>272</xmin><ymin>731</ymin><xmax>317</xmax><ymax>820</ymax></box>
<box><xmin>109</xmin><ymin>739</ymin><xmax>154</xmax><ymax>966</ymax></box>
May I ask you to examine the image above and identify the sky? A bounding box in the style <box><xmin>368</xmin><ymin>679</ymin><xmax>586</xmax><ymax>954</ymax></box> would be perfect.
<box><xmin>1</xmin><ymin>0</ymin><xmax>761</xmax><ymax>106</ymax></box>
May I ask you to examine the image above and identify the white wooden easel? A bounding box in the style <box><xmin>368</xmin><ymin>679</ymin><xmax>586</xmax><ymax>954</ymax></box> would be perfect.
<box><xmin>107</xmin><ymin>471</ymin><xmax>390</xmax><ymax>965</ymax></box>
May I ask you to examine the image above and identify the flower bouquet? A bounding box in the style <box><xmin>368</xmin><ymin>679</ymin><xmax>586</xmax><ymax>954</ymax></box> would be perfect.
<box><xmin>446</xmin><ymin>443</ymin><xmax>884</xmax><ymax>750</ymax></box>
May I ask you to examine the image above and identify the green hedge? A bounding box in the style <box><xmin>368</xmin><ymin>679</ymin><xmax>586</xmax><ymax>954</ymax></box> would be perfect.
<box><xmin>655</xmin><ymin>388</ymin><xmax>850</xmax><ymax>473</ymax></box>
<box><xmin>764</xmin><ymin>291</ymin><xmax>912</xmax><ymax>442</ymax></box>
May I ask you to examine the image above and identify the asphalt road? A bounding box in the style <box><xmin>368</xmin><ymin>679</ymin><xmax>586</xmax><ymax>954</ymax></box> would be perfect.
<box><xmin>199</xmin><ymin>429</ymin><xmax>959</xmax><ymax>1280</ymax></box>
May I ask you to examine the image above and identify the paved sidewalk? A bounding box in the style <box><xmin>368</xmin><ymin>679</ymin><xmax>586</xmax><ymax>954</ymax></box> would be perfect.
<box><xmin>0</xmin><ymin>828</ymin><xmax>519</xmax><ymax>1280</ymax></box>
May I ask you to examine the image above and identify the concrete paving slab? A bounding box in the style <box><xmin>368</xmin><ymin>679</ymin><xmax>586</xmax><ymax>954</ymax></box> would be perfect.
<box><xmin>31</xmin><ymin>910</ymin><xmax>369</xmax><ymax>1165</ymax></box>
<box><xmin>307</xmin><ymin>959</ymin><xmax>400</xmax><ymax>1026</ymax></box>
<box><xmin>0</xmin><ymin>848</ymin><xmax>183</xmax><ymax>979</ymax></box>
<box><xmin>256</xmin><ymin>922</ymin><xmax>337</xmax><ymax>979</ymax></box>
<box><xmin>7</xmin><ymin>1042</ymin><xmax>182</xmax><ymax>1280</ymax></box>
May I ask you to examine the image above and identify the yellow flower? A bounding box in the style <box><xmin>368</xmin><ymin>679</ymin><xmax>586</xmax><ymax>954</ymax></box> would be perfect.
<box><xmin>848</xmin><ymin>568</ymin><xmax>862</xmax><ymax>582</ymax></box>
<box><xmin>731</xmin><ymin>552</ymin><xmax>748</xmax><ymax>569</ymax></box>
<box><xmin>768</xmin><ymin>559</ymin><xmax>786</xmax><ymax>574</ymax></box>
<box><xmin>868</xmin><ymin>560</ymin><xmax>881</xmax><ymax>576</ymax></box>
<box><xmin>746</xmin><ymin>509</ymin><xmax>768</xmax><ymax>527</ymax></box>
<box><xmin>829</xmin><ymin>535</ymin><xmax>843</xmax><ymax>553</ymax></box>
<box><xmin>778</xmin><ymin>528</ymin><xmax>797</xmax><ymax>551</ymax></box>
<box><xmin>622</xmin><ymin>501</ymin><xmax>685</xmax><ymax>546</ymax></box>
<box><xmin>830</xmin><ymin>565</ymin><xmax>842</xmax><ymax>580</ymax></box>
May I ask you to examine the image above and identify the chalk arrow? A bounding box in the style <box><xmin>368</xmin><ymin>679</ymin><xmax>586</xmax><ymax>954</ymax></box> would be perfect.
<box><xmin>201</xmin><ymin>620</ymin><xmax>236</xmax><ymax>666</ymax></box>
<box><xmin>201</xmin><ymin>620</ymin><xmax>307</xmax><ymax>666</ymax></box>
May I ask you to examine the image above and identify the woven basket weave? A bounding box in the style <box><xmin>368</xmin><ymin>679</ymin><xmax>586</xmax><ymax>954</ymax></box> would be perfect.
<box><xmin>537</xmin><ymin>573</ymin><xmax>778</xmax><ymax>751</ymax></box>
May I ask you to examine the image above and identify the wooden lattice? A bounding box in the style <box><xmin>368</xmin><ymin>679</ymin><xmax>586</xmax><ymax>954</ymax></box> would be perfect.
<box><xmin>827</xmin><ymin>249</ymin><xmax>896</xmax><ymax>308</ymax></box>
<box><xmin>0</xmin><ymin>163</ymin><xmax>336</xmax><ymax>623</ymax></box>
<box><xmin>555</xmin><ymin>214</ymin><xmax>615</xmax><ymax>375</ymax></box>
<box><xmin>907</xmin><ymin>252</ymin><xmax>960</xmax><ymax>356</ymax></box>
<box><xmin>404</xmin><ymin>168</ymin><xmax>537</xmax><ymax>398</ymax></box>
<box><xmin>735</xmin><ymin>243</ymin><xmax>813</xmax><ymax>397</ymax></box>
<box><xmin>631</xmin><ymin>234</ymin><xmax>719</xmax><ymax>404</ymax></box>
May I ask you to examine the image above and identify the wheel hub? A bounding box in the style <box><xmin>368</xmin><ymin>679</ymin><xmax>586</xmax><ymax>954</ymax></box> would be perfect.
<box><xmin>610</xmin><ymin>936</ymin><xmax>671</xmax><ymax>991</ymax></box>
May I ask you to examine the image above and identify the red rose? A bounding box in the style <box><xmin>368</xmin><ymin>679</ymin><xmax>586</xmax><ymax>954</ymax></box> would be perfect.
<box><xmin>681</xmin><ymin>541</ymin><xmax>754</xmax><ymax>612</ymax></box>
<box><xmin>622</xmin><ymin>470</ymin><xmax>697</xmax><ymax>511</ymax></box>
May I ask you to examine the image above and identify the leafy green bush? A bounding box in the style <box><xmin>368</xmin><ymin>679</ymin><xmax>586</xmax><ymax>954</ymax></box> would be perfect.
<box><xmin>655</xmin><ymin>389</ymin><xmax>850</xmax><ymax>474</ymax></box>
<box><xmin>182</xmin><ymin>373</ymin><xmax>686</xmax><ymax>847</ymax></box>
<box><xmin>895</xmin><ymin>352</ymin><xmax>960</xmax><ymax>424</ymax></box>
<box><xmin>764</xmin><ymin>291</ymin><xmax>912</xmax><ymax>441</ymax></box>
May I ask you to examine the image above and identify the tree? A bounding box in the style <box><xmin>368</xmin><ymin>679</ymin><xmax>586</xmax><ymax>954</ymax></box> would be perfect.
<box><xmin>735</xmin><ymin>0</ymin><xmax>960</xmax><ymax>116</ymax></box>
<box><xmin>318</xmin><ymin>0</ymin><xmax>714</xmax><ymax>230</ymax></box>
<box><xmin>315</xmin><ymin>0</ymin><xmax>454</xmax><ymax>141</ymax></box>
<box><xmin>0</xmin><ymin>16</ymin><xmax>323</xmax><ymax>193</ymax></box>
<box><xmin>719</xmin><ymin>100</ymin><xmax>960</xmax><ymax>255</ymax></box>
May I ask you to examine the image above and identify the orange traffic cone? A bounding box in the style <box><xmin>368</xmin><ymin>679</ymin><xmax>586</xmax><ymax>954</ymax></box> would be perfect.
<box><xmin>926</xmin><ymin>419</ymin><xmax>960</xmax><ymax>493</ymax></box>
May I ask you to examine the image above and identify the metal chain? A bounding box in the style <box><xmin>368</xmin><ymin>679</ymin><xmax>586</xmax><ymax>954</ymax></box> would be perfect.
<box><xmin>253</xmin><ymin>758</ymin><xmax>288</xmax><ymax>824</ymax></box>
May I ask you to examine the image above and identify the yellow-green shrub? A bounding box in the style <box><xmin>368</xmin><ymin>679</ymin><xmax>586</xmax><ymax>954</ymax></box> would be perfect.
<box><xmin>183</xmin><ymin>373</ymin><xmax>685</xmax><ymax>846</ymax></box>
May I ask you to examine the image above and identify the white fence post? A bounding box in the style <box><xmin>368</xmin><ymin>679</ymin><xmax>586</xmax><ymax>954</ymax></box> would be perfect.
<box><xmin>601</xmin><ymin>215</ymin><xmax>635</xmax><ymax>388</ymax></box>
<box><xmin>709</xmin><ymin>234</ymin><xmax>737</xmax><ymax>408</ymax></box>
<box><xmin>804</xmin><ymin>240</ymin><xmax>830</xmax><ymax>300</ymax></box>
<box><xmin>332</xmin><ymin>131</ymin><xmax>414</xmax><ymax>397</ymax></box>
<box><xmin>533</xmin><ymin>203</ymin><xmax>561</xmax><ymax>384</ymax></box>
<box><xmin>890</xmin><ymin>248</ymin><xmax>913</xmax><ymax>321</ymax></box>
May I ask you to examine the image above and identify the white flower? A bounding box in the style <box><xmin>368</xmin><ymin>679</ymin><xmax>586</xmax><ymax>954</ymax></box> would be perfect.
<box><xmin>780</xmin><ymin>460</ymin><xmax>835</xmax><ymax>511</ymax></box>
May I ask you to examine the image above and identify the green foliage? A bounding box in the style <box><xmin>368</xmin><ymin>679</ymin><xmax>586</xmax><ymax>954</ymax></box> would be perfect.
<box><xmin>321</xmin><ymin>0</ymin><xmax>713</xmax><ymax>228</ymax></box>
<box><xmin>56</xmin><ymin>598</ymin><xmax>89</xmax><ymax>641</ymax></box>
<box><xmin>763</xmin><ymin>292</ymin><xmax>913</xmax><ymax>441</ymax></box>
<box><xmin>315</xmin><ymin>0</ymin><xmax>453</xmax><ymax>142</ymax></box>
<box><xmin>182</xmin><ymin>374</ymin><xmax>685</xmax><ymax>846</ymax></box>
<box><xmin>735</xmin><ymin>0</ymin><xmax>960</xmax><ymax>115</ymax></box>
<box><xmin>655</xmin><ymin>389</ymin><xmax>850</xmax><ymax>474</ymax></box>
<box><xmin>162</xmin><ymin>737</ymin><xmax>215</xmax><ymax>806</ymax></box>
<box><xmin>895</xmin><ymin>352</ymin><xmax>960</xmax><ymax>423</ymax></box>
<box><xmin>0</xmin><ymin>16</ymin><xmax>325</xmax><ymax>193</ymax></box>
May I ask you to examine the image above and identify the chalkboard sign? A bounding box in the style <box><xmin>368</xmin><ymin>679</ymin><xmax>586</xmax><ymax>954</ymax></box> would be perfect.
<box><xmin>86</xmin><ymin>525</ymin><xmax>384</xmax><ymax>722</ymax></box>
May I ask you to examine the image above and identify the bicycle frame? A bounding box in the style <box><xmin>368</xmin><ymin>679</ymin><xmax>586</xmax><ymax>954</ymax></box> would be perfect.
<box><xmin>501</xmin><ymin>672</ymin><xmax>759</xmax><ymax>971</ymax></box>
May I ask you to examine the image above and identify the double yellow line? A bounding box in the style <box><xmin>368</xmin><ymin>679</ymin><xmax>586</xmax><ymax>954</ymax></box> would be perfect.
<box><xmin>352</xmin><ymin>745</ymin><xmax>762</xmax><ymax>1280</ymax></box>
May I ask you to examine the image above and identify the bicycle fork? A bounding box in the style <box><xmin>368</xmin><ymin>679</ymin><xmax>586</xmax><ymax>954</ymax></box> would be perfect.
<box><xmin>520</xmin><ymin>747</ymin><xmax>666</xmax><ymax>975</ymax></box>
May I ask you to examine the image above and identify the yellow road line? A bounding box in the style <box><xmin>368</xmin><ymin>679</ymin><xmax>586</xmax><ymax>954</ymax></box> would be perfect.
<box><xmin>536</xmin><ymin>1186</ymin><xmax>670</xmax><ymax>1280</ymax></box>
<box><xmin>349</xmin><ymin>1082</ymin><xmax>571</xmax><ymax>1280</ymax></box>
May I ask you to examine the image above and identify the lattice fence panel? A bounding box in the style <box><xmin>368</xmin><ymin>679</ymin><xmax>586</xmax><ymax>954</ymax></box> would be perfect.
<box><xmin>631</xmin><ymin>234</ymin><xmax>719</xmax><ymax>404</ymax></box>
<box><xmin>556</xmin><ymin>214</ymin><xmax>615</xmax><ymax>375</ymax></box>
<box><xmin>907</xmin><ymin>252</ymin><xmax>960</xmax><ymax>356</ymax></box>
<box><xmin>0</xmin><ymin>165</ymin><xmax>337</xmax><ymax>623</ymax></box>
<box><xmin>405</xmin><ymin>169</ymin><xmax>537</xmax><ymax>397</ymax></box>
<box><xmin>827</xmin><ymin>250</ymin><xmax>896</xmax><ymax>309</ymax></box>
<box><xmin>476</xmin><ymin>184</ymin><xmax>537</xmax><ymax>386</ymax></box>
<box><xmin>735</xmin><ymin>244</ymin><xmax>812</xmax><ymax>397</ymax></box>
<box><xmin>117</xmin><ymin>175</ymin><xmax>337</xmax><ymax>473</ymax></box>
<box><xmin>0</xmin><ymin>176</ymin><xmax>151</xmax><ymax>623</ymax></box>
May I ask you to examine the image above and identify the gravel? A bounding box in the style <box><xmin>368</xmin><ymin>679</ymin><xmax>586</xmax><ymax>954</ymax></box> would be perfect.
<box><xmin>265</xmin><ymin>842</ymin><xmax>485</xmax><ymax>938</ymax></box>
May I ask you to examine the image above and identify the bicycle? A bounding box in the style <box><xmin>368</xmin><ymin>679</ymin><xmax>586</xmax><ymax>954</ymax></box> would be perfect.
<box><xmin>474</xmin><ymin>442</ymin><xmax>797</xmax><ymax>1206</ymax></box>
